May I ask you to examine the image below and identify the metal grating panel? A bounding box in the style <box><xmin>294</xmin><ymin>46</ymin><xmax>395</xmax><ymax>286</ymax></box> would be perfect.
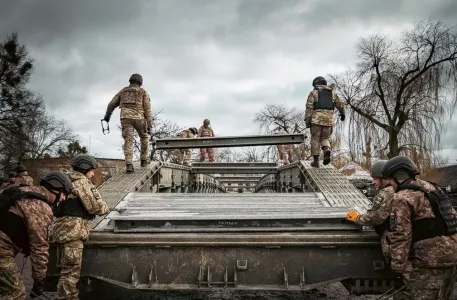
<box><xmin>300</xmin><ymin>161</ymin><xmax>371</xmax><ymax>209</ymax></box>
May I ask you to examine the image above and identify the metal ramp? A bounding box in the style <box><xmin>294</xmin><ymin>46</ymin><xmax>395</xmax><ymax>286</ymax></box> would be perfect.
<box><xmin>298</xmin><ymin>161</ymin><xmax>371</xmax><ymax>209</ymax></box>
<box><xmin>101</xmin><ymin>193</ymin><xmax>360</xmax><ymax>233</ymax></box>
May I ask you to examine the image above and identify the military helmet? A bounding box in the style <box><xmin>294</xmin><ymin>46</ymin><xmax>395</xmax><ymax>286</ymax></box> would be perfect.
<box><xmin>71</xmin><ymin>154</ymin><xmax>99</xmax><ymax>172</ymax></box>
<box><xmin>382</xmin><ymin>155</ymin><xmax>420</xmax><ymax>178</ymax></box>
<box><xmin>370</xmin><ymin>160</ymin><xmax>387</xmax><ymax>178</ymax></box>
<box><xmin>40</xmin><ymin>171</ymin><xmax>73</xmax><ymax>195</ymax></box>
<box><xmin>312</xmin><ymin>76</ymin><xmax>327</xmax><ymax>87</ymax></box>
<box><xmin>189</xmin><ymin>127</ymin><xmax>198</xmax><ymax>135</ymax></box>
<box><xmin>203</xmin><ymin>119</ymin><xmax>210</xmax><ymax>124</ymax></box>
<box><xmin>129</xmin><ymin>73</ymin><xmax>143</xmax><ymax>85</ymax></box>
<box><xmin>8</xmin><ymin>172</ymin><xmax>16</xmax><ymax>178</ymax></box>
<box><xmin>16</xmin><ymin>164</ymin><xmax>27</xmax><ymax>173</ymax></box>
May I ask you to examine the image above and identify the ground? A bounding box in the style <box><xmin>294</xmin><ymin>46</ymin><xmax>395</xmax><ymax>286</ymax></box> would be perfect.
<box><xmin>16</xmin><ymin>254</ymin><xmax>457</xmax><ymax>300</ymax></box>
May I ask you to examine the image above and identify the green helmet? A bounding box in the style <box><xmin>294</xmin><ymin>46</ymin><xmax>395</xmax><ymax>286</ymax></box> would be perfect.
<box><xmin>71</xmin><ymin>154</ymin><xmax>99</xmax><ymax>173</ymax></box>
<box><xmin>370</xmin><ymin>160</ymin><xmax>387</xmax><ymax>178</ymax></box>
<box><xmin>382</xmin><ymin>156</ymin><xmax>419</xmax><ymax>178</ymax></box>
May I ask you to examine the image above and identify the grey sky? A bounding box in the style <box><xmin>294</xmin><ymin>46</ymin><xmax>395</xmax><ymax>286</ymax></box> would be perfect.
<box><xmin>1</xmin><ymin>0</ymin><xmax>456</xmax><ymax>161</ymax></box>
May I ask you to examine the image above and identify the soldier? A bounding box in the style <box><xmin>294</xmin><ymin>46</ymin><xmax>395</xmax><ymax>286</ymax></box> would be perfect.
<box><xmin>14</xmin><ymin>164</ymin><xmax>34</xmax><ymax>186</ymax></box>
<box><xmin>0</xmin><ymin>171</ymin><xmax>73</xmax><ymax>300</ymax></box>
<box><xmin>198</xmin><ymin>119</ymin><xmax>215</xmax><ymax>162</ymax></box>
<box><xmin>103</xmin><ymin>73</ymin><xmax>153</xmax><ymax>173</ymax></box>
<box><xmin>0</xmin><ymin>172</ymin><xmax>16</xmax><ymax>192</ymax></box>
<box><xmin>51</xmin><ymin>154</ymin><xmax>110</xmax><ymax>300</ymax></box>
<box><xmin>382</xmin><ymin>155</ymin><xmax>457</xmax><ymax>300</ymax></box>
<box><xmin>275</xmin><ymin>130</ymin><xmax>293</xmax><ymax>165</ymax></box>
<box><xmin>177</xmin><ymin>127</ymin><xmax>198</xmax><ymax>166</ymax></box>
<box><xmin>304</xmin><ymin>76</ymin><xmax>345</xmax><ymax>168</ymax></box>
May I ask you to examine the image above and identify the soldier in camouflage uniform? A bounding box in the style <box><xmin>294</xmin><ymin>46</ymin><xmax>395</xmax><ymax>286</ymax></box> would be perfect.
<box><xmin>382</xmin><ymin>155</ymin><xmax>457</xmax><ymax>300</ymax></box>
<box><xmin>304</xmin><ymin>77</ymin><xmax>345</xmax><ymax>168</ymax></box>
<box><xmin>103</xmin><ymin>74</ymin><xmax>153</xmax><ymax>173</ymax></box>
<box><xmin>177</xmin><ymin>127</ymin><xmax>198</xmax><ymax>166</ymax></box>
<box><xmin>52</xmin><ymin>154</ymin><xmax>109</xmax><ymax>300</ymax></box>
<box><xmin>275</xmin><ymin>130</ymin><xmax>293</xmax><ymax>165</ymax></box>
<box><xmin>0</xmin><ymin>171</ymin><xmax>72</xmax><ymax>300</ymax></box>
<box><xmin>198</xmin><ymin>119</ymin><xmax>215</xmax><ymax>162</ymax></box>
<box><xmin>14</xmin><ymin>164</ymin><xmax>33</xmax><ymax>186</ymax></box>
<box><xmin>0</xmin><ymin>172</ymin><xmax>16</xmax><ymax>192</ymax></box>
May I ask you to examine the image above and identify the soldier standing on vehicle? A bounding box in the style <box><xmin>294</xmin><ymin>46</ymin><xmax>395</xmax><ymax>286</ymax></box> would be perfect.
<box><xmin>304</xmin><ymin>77</ymin><xmax>345</xmax><ymax>168</ymax></box>
<box><xmin>198</xmin><ymin>119</ymin><xmax>215</xmax><ymax>162</ymax></box>
<box><xmin>0</xmin><ymin>171</ymin><xmax>73</xmax><ymax>299</ymax></box>
<box><xmin>0</xmin><ymin>172</ymin><xmax>16</xmax><ymax>192</ymax></box>
<box><xmin>382</xmin><ymin>155</ymin><xmax>457</xmax><ymax>300</ymax></box>
<box><xmin>103</xmin><ymin>74</ymin><xmax>153</xmax><ymax>173</ymax></box>
<box><xmin>52</xmin><ymin>154</ymin><xmax>109</xmax><ymax>300</ymax></box>
<box><xmin>14</xmin><ymin>164</ymin><xmax>34</xmax><ymax>186</ymax></box>
<box><xmin>275</xmin><ymin>130</ymin><xmax>293</xmax><ymax>165</ymax></box>
<box><xmin>177</xmin><ymin>127</ymin><xmax>198</xmax><ymax>166</ymax></box>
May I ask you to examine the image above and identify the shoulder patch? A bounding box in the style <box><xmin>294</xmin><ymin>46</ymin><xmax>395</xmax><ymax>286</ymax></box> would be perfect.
<box><xmin>91</xmin><ymin>188</ymin><xmax>101</xmax><ymax>200</ymax></box>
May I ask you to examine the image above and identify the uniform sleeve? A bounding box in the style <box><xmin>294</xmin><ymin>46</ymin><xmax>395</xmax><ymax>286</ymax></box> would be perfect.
<box><xmin>27</xmin><ymin>204</ymin><xmax>53</xmax><ymax>281</ymax></box>
<box><xmin>104</xmin><ymin>89</ymin><xmax>122</xmax><ymax>119</ymax></box>
<box><xmin>73</xmin><ymin>178</ymin><xmax>110</xmax><ymax>216</ymax></box>
<box><xmin>210</xmin><ymin>128</ymin><xmax>215</xmax><ymax>137</ymax></box>
<box><xmin>356</xmin><ymin>189</ymin><xmax>393</xmax><ymax>226</ymax></box>
<box><xmin>333</xmin><ymin>92</ymin><xmax>345</xmax><ymax>115</ymax></box>
<box><xmin>389</xmin><ymin>194</ymin><xmax>413</xmax><ymax>272</ymax></box>
<box><xmin>304</xmin><ymin>91</ymin><xmax>316</xmax><ymax>124</ymax></box>
<box><xmin>198</xmin><ymin>126</ymin><xmax>203</xmax><ymax>137</ymax></box>
<box><xmin>142</xmin><ymin>90</ymin><xmax>152</xmax><ymax>124</ymax></box>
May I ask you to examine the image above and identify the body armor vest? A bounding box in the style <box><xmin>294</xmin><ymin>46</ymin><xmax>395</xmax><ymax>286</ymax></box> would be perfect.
<box><xmin>53</xmin><ymin>196</ymin><xmax>94</xmax><ymax>220</ymax></box>
<box><xmin>396</xmin><ymin>182</ymin><xmax>457</xmax><ymax>243</ymax></box>
<box><xmin>0</xmin><ymin>191</ymin><xmax>49</xmax><ymax>256</ymax></box>
<box><xmin>313</xmin><ymin>89</ymin><xmax>335</xmax><ymax>110</ymax></box>
<box><xmin>200</xmin><ymin>127</ymin><xmax>213</xmax><ymax>137</ymax></box>
<box><xmin>119</xmin><ymin>86</ymin><xmax>142</xmax><ymax>110</ymax></box>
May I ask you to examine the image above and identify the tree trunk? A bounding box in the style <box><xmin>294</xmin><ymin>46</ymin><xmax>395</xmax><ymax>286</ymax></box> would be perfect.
<box><xmin>387</xmin><ymin>129</ymin><xmax>400</xmax><ymax>158</ymax></box>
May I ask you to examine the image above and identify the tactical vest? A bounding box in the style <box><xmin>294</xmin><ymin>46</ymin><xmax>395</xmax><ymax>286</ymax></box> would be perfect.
<box><xmin>119</xmin><ymin>86</ymin><xmax>142</xmax><ymax>111</ymax></box>
<box><xmin>200</xmin><ymin>127</ymin><xmax>213</xmax><ymax>137</ymax></box>
<box><xmin>53</xmin><ymin>196</ymin><xmax>95</xmax><ymax>220</ymax></box>
<box><xmin>313</xmin><ymin>89</ymin><xmax>335</xmax><ymax>110</ymax></box>
<box><xmin>396</xmin><ymin>182</ymin><xmax>457</xmax><ymax>243</ymax></box>
<box><xmin>0</xmin><ymin>190</ymin><xmax>49</xmax><ymax>256</ymax></box>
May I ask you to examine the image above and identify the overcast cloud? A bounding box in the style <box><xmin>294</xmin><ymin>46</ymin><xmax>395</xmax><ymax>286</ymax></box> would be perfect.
<box><xmin>1</xmin><ymin>0</ymin><xmax>456</xmax><ymax>161</ymax></box>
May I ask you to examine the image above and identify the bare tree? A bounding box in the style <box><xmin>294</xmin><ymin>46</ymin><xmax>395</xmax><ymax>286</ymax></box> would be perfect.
<box><xmin>330</xmin><ymin>20</ymin><xmax>457</xmax><ymax>167</ymax></box>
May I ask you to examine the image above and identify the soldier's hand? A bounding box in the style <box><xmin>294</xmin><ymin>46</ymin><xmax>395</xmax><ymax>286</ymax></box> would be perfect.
<box><xmin>345</xmin><ymin>210</ymin><xmax>360</xmax><ymax>222</ymax></box>
<box><xmin>32</xmin><ymin>280</ymin><xmax>44</xmax><ymax>296</ymax></box>
<box><xmin>103</xmin><ymin>115</ymin><xmax>110</xmax><ymax>122</ymax></box>
<box><xmin>340</xmin><ymin>114</ymin><xmax>346</xmax><ymax>121</ymax></box>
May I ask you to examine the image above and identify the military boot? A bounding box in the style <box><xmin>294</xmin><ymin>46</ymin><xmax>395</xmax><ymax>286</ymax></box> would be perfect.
<box><xmin>126</xmin><ymin>164</ymin><xmax>134</xmax><ymax>173</ymax></box>
<box><xmin>323</xmin><ymin>146</ymin><xmax>331</xmax><ymax>165</ymax></box>
<box><xmin>311</xmin><ymin>155</ymin><xmax>320</xmax><ymax>168</ymax></box>
<box><xmin>141</xmin><ymin>160</ymin><xmax>150</xmax><ymax>167</ymax></box>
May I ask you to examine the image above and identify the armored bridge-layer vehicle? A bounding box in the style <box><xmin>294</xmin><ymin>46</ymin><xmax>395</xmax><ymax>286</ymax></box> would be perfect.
<box><xmin>44</xmin><ymin>134</ymin><xmax>396</xmax><ymax>299</ymax></box>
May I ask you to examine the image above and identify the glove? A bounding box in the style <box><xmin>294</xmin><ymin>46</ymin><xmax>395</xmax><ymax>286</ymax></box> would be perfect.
<box><xmin>340</xmin><ymin>114</ymin><xmax>346</xmax><ymax>121</ymax></box>
<box><xmin>394</xmin><ymin>272</ymin><xmax>404</xmax><ymax>289</ymax></box>
<box><xmin>32</xmin><ymin>280</ymin><xmax>44</xmax><ymax>296</ymax></box>
<box><xmin>103</xmin><ymin>114</ymin><xmax>110</xmax><ymax>122</ymax></box>
<box><xmin>345</xmin><ymin>210</ymin><xmax>360</xmax><ymax>222</ymax></box>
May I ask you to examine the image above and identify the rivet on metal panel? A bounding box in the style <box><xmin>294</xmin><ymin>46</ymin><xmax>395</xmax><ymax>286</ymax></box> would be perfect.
<box><xmin>131</xmin><ymin>266</ymin><xmax>138</xmax><ymax>288</ymax></box>
<box><xmin>236</xmin><ymin>260</ymin><xmax>248</xmax><ymax>270</ymax></box>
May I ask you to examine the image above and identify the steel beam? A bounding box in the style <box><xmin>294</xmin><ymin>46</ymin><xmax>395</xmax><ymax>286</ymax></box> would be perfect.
<box><xmin>192</xmin><ymin>167</ymin><xmax>277</xmax><ymax>174</ymax></box>
<box><xmin>193</xmin><ymin>162</ymin><xmax>277</xmax><ymax>168</ymax></box>
<box><xmin>151</xmin><ymin>133</ymin><xmax>306</xmax><ymax>150</ymax></box>
<box><xmin>215</xmin><ymin>176</ymin><xmax>263</xmax><ymax>181</ymax></box>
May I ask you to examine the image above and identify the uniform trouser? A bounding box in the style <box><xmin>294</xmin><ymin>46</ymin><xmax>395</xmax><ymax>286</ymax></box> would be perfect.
<box><xmin>57</xmin><ymin>240</ymin><xmax>84</xmax><ymax>300</ymax></box>
<box><xmin>180</xmin><ymin>149</ymin><xmax>192</xmax><ymax>165</ymax></box>
<box><xmin>277</xmin><ymin>145</ymin><xmax>292</xmax><ymax>164</ymax></box>
<box><xmin>121</xmin><ymin>118</ymin><xmax>149</xmax><ymax>164</ymax></box>
<box><xmin>0</xmin><ymin>255</ymin><xmax>26</xmax><ymax>300</ymax></box>
<box><xmin>199</xmin><ymin>148</ymin><xmax>214</xmax><ymax>162</ymax></box>
<box><xmin>402</xmin><ymin>266</ymin><xmax>457</xmax><ymax>300</ymax></box>
<box><xmin>310</xmin><ymin>124</ymin><xmax>333</xmax><ymax>156</ymax></box>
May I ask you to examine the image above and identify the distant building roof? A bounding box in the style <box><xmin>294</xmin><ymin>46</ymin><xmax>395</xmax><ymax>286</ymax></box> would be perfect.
<box><xmin>339</xmin><ymin>162</ymin><xmax>372</xmax><ymax>181</ymax></box>
<box><xmin>431</xmin><ymin>164</ymin><xmax>457</xmax><ymax>190</ymax></box>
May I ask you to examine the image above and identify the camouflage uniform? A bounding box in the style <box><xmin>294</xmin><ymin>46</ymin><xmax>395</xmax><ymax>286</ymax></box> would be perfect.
<box><xmin>0</xmin><ymin>186</ymin><xmax>53</xmax><ymax>300</ymax></box>
<box><xmin>14</xmin><ymin>172</ymin><xmax>33</xmax><ymax>187</ymax></box>
<box><xmin>389</xmin><ymin>180</ymin><xmax>457</xmax><ymax>300</ymax></box>
<box><xmin>277</xmin><ymin>144</ymin><xmax>292</xmax><ymax>165</ymax></box>
<box><xmin>304</xmin><ymin>85</ymin><xmax>344</xmax><ymax>156</ymax></box>
<box><xmin>105</xmin><ymin>83</ymin><xmax>152</xmax><ymax>166</ymax></box>
<box><xmin>0</xmin><ymin>182</ymin><xmax>13</xmax><ymax>193</ymax></box>
<box><xmin>198</xmin><ymin>126</ymin><xmax>215</xmax><ymax>162</ymax></box>
<box><xmin>52</xmin><ymin>171</ymin><xmax>109</xmax><ymax>300</ymax></box>
<box><xmin>177</xmin><ymin>129</ymin><xmax>197</xmax><ymax>166</ymax></box>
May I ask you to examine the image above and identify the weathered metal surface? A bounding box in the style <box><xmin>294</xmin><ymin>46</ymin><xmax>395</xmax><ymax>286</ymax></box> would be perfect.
<box><xmin>193</xmin><ymin>162</ymin><xmax>278</xmax><ymax>168</ymax></box>
<box><xmin>192</xmin><ymin>167</ymin><xmax>278</xmax><ymax>174</ymax></box>
<box><xmin>44</xmin><ymin>231</ymin><xmax>395</xmax><ymax>298</ymax></box>
<box><xmin>152</xmin><ymin>133</ymin><xmax>306</xmax><ymax>150</ymax></box>
<box><xmin>215</xmin><ymin>176</ymin><xmax>263</xmax><ymax>181</ymax></box>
